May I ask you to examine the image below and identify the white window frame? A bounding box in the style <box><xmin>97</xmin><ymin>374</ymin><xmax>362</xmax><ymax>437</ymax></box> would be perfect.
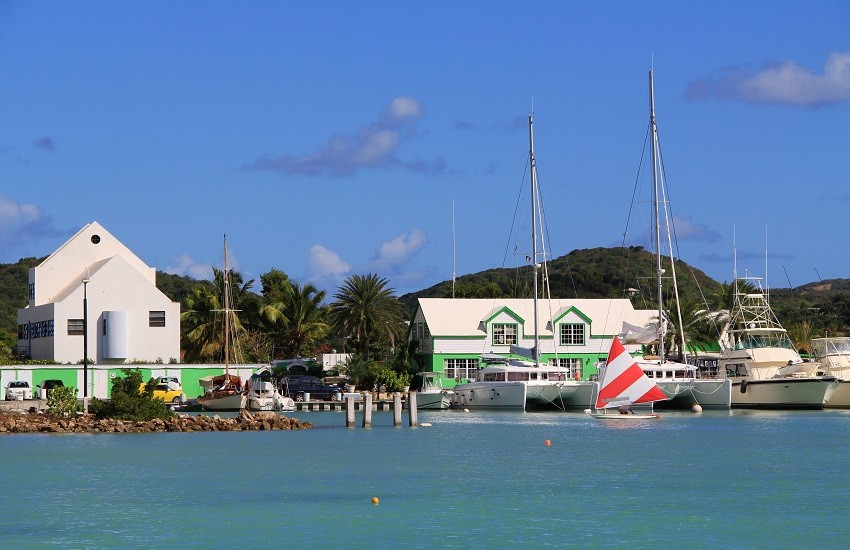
<box><xmin>560</xmin><ymin>323</ymin><xmax>585</xmax><ymax>346</ymax></box>
<box><xmin>550</xmin><ymin>357</ymin><xmax>582</xmax><ymax>379</ymax></box>
<box><xmin>492</xmin><ymin>323</ymin><xmax>517</xmax><ymax>346</ymax></box>
<box><xmin>444</xmin><ymin>358</ymin><xmax>478</xmax><ymax>381</ymax></box>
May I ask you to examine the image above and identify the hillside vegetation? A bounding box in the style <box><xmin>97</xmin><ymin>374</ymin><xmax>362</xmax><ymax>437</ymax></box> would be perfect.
<box><xmin>399</xmin><ymin>246</ymin><xmax>850</xmax><ymax>344</ymax></box>
<box><xmin>3</xmin><ymin>247</ymin><xmax>850</xmax><ymax>359</ymax></box>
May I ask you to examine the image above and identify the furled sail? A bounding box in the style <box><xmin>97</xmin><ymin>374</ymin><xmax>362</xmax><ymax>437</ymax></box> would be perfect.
<box><xmin>619</xmin><ymin>321</ymin><xmax>659</xmax><ymax>345</ymax></box>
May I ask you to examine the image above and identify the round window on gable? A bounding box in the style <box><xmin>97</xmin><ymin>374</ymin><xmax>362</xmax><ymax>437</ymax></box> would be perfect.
<box><xmin>91</xmin><ymin>235</ymin><xmax>101</xmax><ymax>244</ymax></box>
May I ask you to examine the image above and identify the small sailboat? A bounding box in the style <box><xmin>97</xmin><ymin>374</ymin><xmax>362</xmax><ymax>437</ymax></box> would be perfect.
<box><xmin>198</xmin><ymin>236</ymin><xmax>246</xmax><ymax>412</ymax></box>
<box><xmin>587</xmin><ymin>336</ymin><xmax>667</xmax><ymax>420</ymax></box>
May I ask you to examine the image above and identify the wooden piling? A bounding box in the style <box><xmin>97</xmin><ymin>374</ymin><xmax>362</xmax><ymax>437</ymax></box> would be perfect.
<box><xmin>393</xmin><ymin>392</ymin><xmax>402</xmax><ymax>426</ymax></box>
<box><xmin>408</xmin><ymin>391</ymin><xmax>418</xmax><ymax>426</ymax></box>
<box><xmin>362</xmin><ymin>392</ymin><xmax>373</xmax><ymax>428</ymax></box>
<box><xmin>345</xmin><ymin>395</ymin><xmax>355</xmax><ymax>427</ymax></box>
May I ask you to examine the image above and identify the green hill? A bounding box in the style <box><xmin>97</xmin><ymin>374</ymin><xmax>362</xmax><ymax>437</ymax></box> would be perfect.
<box><xmin>3</xmin><ymin>248</ymin><xmax>850</xmax><ymax>358</ymax></box>
<box><xmin>400</xmin><ymin>246</ymin><xmax>722</xmax><ymax>310</ymax></box>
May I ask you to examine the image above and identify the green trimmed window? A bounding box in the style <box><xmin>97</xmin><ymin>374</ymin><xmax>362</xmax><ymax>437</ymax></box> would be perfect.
<box><xmin>560</xmin><ymin>323</ymin><xmax>585</xmax><ymax>345</ymax></box>
<box><xmin>492</xmin><ymin>323</ymin><xmax>517</xmax><ymax>345</ymax></box>
<box><xmin>550</xmin><ymin>357</ymin><xmax>582</xmax><ymax>379</ymax></box>
<box><xmin>445</xmin><ymin>358</ymin><xmax>478</xmax><ymax>381</ymax></box>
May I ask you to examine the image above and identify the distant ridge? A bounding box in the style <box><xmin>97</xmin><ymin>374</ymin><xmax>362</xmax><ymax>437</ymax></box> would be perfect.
<box><xmin>2</xmin><ymin>248</ymin><xmax>850</xmax><ymax>344</ymax></box>
<box><xmin>398</xmin><ymin>246</ymin><xmax>850</xmax><ymax>337</ymax></box>
<box><xmin>400</xmin><ymin>246</ymin><xmax>721</xmax><ymax>310</ymax></box>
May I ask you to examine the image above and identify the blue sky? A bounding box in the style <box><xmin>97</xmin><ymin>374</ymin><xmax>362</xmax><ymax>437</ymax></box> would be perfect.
<box><xmin>1</xmin><ymin>1</ymin><xmax>848</xmax><ymax>296</ymax></box>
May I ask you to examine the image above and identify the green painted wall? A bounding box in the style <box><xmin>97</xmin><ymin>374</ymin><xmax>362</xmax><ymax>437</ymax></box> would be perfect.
<box><xmin>32</xmin><ymin>368</ymin><xmax>77</xmax><ymax>391</ymax></box>
<box><xmin>1</xmin><ymin>365</ymin><xmax>265</xmax><ymax>400</ymax></box>
<box><xmin>418</xmin><ymin>352</ymin><xmax>609</xmax><ymax>387</ymax></box>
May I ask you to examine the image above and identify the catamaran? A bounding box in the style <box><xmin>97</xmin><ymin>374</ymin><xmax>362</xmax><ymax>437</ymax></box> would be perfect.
<box><xmin>621</xmin><ymin>70</ymin><xmax>731</xmax><ymax>410</ymax></box>
<box><xmin>452</xmin><ymin>113</ymin><xmax>597</xmax><ymax>411</ymax></box>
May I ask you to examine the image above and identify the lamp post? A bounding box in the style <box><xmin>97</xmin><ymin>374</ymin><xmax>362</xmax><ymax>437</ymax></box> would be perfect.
<box><xmin>82</xmin><ymin>277</ymin><xmax>90</xmax><ymax>413</ymax></box>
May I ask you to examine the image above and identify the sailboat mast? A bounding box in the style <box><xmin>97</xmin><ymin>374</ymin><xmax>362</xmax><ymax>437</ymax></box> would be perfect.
<box><xmin>649</xmin><ymin>70</ymin><xmax>665</xmax><ymax>362</ymax></box>
<box><xmin>529</xmin><ymin>113</ymin><xmax>540</xmax><ymax>365</ymax></box>
<box><xmin>223</xmin><ymin>235</ymin><xmax>230</xmax><ymax>378</ymax></box>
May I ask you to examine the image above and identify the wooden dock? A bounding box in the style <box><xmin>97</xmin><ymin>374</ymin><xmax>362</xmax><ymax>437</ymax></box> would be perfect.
<box><xmin>293</xmin><ymin>400</ymin><xmax>398</xmax><ymax>412</ymax></box>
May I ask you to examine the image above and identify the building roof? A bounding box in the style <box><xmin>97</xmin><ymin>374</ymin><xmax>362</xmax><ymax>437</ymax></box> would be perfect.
<box><xmin>416</xmin><ymin>298</ymin><xmax>655</xmax><ymax>337</ymax></box>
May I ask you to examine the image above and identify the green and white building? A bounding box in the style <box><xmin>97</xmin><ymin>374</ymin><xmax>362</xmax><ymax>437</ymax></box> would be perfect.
<box><xmin>409</xmin><ymin>297</ymin><xmax>656</xmax><ymax>386</ymax></box>
<box><xmin>5</xmin><ymin>221</ymin><xmax>263</xmax><ymax>400</ymax></box>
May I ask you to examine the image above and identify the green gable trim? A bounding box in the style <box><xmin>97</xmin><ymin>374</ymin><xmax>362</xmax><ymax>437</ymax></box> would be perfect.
<box><xmin>482</xmin><ymin>306</ymin><xmax>525</xmax><ymax>325</ymax></box>
<box><xmin>552</xmin><ymin>306</ymin><xmax>592</xmax><ymax>325</ymax></box>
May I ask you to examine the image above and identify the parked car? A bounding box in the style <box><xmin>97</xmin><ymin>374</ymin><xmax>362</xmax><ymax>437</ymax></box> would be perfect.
<box><xmin>279</xmin><ymin>375</ymin><xmax>342</xmax><ymax>401</ymax></box>
<box><xmin>5</xmin><ymin>381</ymin><xmax>33</xmax><ymax>401</ymax></box>
<box><xmin>140</xmin><ymin>383</ymin><xmax>186</xmax><ymax>404</ymax></box>
<box><xmin>38</xmin><ymin>379</ymin><xmax>65</xmax><ymax>398</ymax></box>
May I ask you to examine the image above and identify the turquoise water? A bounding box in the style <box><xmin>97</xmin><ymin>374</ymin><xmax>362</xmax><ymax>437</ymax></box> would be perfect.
<box><xmin>2</xmin><ymin>409</ymin><xmax>850</xmax><ymax>548</ymax></box>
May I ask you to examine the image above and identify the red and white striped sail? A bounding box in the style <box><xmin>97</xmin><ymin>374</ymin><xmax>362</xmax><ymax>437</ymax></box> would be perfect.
<box><xmin>595</xmin><ymin>336</ymin><xmax>667</xmax><ymax>409</ymax></box>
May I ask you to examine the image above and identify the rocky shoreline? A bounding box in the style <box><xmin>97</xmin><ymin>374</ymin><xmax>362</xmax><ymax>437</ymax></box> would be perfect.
<box><xmin>0</xmin><ymin>410</ymin><xmax>314</xmax><ymax>434</ymax></box>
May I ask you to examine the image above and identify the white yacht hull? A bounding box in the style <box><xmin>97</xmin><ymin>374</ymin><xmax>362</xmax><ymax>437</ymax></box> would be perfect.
<box><xmin>526</xmin><ymin>381</ymin><xmax>598</xmax><ymax>410</ymax></box>
<box><xmin>824</xmin><ymin>381</ymin><xmax>850</xmax><ymax>408</ymax></box>
<box><xmin>416</xmin><ymin>390</ymin><xmax>451</xmax><ymax>410</ymax></box>
<box><xmin>450</xmin><ymin>382</ymin><xmax>527</xmax><ymax>410</ymax></box>
<box><xmin>246</xmin><ymin>395</ymin><xmax>275</xmax><ymax>411</ymax></box>
<box><xmin>653</xmin><ymin>379</ymin><xmax>732</xmax><ymax>410</ymax></box>
<box><xmin>199</xmin><ymin>392</ymin><xmax>246</xmax><ymax>411</ymax></box>
<box><xmin>730</xmin><ymin>377</ymin><xmax>839</xmax><ymax>409</ymax></box>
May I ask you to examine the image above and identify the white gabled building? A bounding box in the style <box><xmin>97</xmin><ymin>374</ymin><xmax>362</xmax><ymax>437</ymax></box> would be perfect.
<box><xmin>16</xmin><ymin>221</ymin><xmax>180</xmax><ymax>364</ymax></box>
<box><xmin>408</xmin><ymin>297</ymin><xmax>655</xmax><ymax>385</ymax></box>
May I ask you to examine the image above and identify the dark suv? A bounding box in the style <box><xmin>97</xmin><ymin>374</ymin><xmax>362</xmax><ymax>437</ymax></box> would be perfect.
<box><xmin>279</xmin><ymin>375</ymin><xmax>341</xmax><ymax>402</ymax></box>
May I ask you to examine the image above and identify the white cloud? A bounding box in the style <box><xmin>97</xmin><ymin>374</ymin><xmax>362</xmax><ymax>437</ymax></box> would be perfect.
<box><xmin>305</xmin><ymin>245</ymin><xmax>352</xmax><ymax>283</ymax></box>
<box><xmin>163</xmin><ymin>254</ymin><xmax>214</xmax><ymax>280</ymax></box>
<box><xmin>0</xmin><ymin>195</ymin><xmax>65</xmax><ymax>260</ymax></box>
<box><xmin>363</xmin><ymin>228</ymin><xmax>428</xmax><ymax>272</ymax></box>
<box><xmin>303</xmin><ymin>230</ymin><xmax>432</xmax><ymax>294</ymax></box>
<box><xmin>686</xmin><ymin>51</ymin><xmax>850</xmax><ymax>106</ymax></box>
<box><xmin>671</xmin><ymin>216</ymin><xmax>721</xmax><ymax>243</ymax></box>
<box><xmin>244</xmin><ymin>96</ymin><xmax>447</xmax><ymax>177</ymax></box>
<box><xmin>383</xmin><ymin>96</ymin><xmax>423</xmax><ymax>123</ymax></box>
<box><xmin>0</xmin><ymin>195</ymin><xmax>41</xmax><ymax>228</ymax></box>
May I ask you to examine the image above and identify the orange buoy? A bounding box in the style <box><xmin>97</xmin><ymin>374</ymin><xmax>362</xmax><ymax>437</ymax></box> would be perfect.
<box><xmin>371</xmin><ymin>496</ymin><xmax>380</xmax><ymax>505</ymax></box>
<box><xmin>545</xmin><ymin>439</ymin><xmax>551</xmax><ymax>446</ymax></box>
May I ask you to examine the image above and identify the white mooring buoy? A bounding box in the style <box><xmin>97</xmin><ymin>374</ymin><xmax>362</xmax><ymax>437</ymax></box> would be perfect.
<box><xmin>691</xmin><ymin>403</ymin><xmax>703</xmax><ymax>413</ymax></box>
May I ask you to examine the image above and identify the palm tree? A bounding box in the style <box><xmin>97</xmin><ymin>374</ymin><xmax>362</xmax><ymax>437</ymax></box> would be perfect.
<box><xmin>663</xmin><ymin>297</ymin><xmax>727</xmax><ymax>359</ymax></box>
<box><xmin>181</xmin><ymin>285</ymin><xmax>223</xmax><ymax>363</ymax></box>
<box><xmin>181</xmin><ymin>269</ymin><xmax>251</xmax><ymax>363</ymax></box>
<box><xmin>329</xmin><ymin>274</ymin><xmax>407</xmax><ymax>361</ymax></box>
<box><xmin>786</xmin><ymin>321</ymin><xmax>816</xmax><ymax>355</ymax></box>
<box><xmin>280</xmin><ymin>282</ymin><xmax>329</xmax><ymax>358</ymax></box>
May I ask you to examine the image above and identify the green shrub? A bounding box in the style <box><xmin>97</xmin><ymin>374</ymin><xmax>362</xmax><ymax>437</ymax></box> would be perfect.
<box><xmin>89</xmin><ymin>368</ymin><xmax>174</xmax><ymax>421</ymax></box>
<box><xmin>374</xmin><ymin>368</ymin><xmax>411</xmax><ymax>392</ymax></box>
<box><xmin>47</xmin><ymin>385</ymin><xmax>82</xmax><ymax>416</ymax></box>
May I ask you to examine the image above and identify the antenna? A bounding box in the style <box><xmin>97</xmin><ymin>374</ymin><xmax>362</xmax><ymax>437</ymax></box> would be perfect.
<box><xmin>452</xmin><ymin>198</ymin><xmax>456</xmax><ymax>299</ymax></box>
<box><xmin>764</xmin><ymin>226</ymin><xmax>769</xmax><ymax>293</ymax></box>
<box><xmin>733</xmin><ymin>223</ymin><xmax>737</xmax><ymax>277</ymax></box>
